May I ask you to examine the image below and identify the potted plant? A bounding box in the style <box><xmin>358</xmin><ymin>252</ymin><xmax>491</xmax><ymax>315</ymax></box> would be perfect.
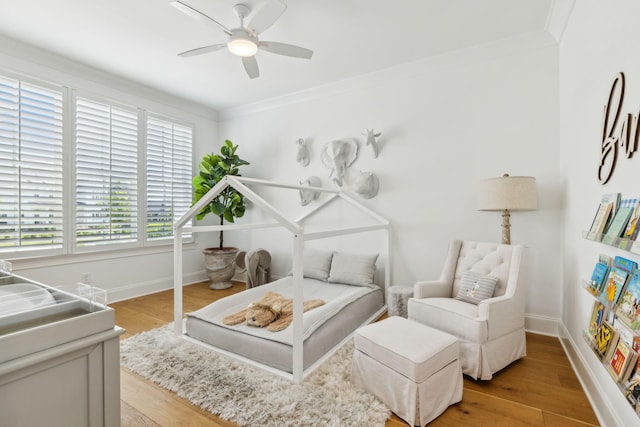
<box><xmin>192</xmin><ymin>140</ymin><xmax>250</xmax><ymax>289</ymax></box>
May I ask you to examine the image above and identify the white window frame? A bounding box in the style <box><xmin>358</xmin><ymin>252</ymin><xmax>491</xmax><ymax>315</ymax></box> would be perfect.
<box><xmin>0</xmin><ymin>71</ymin><xmax>66</xmax><ymax>258</ymax></box>
<box><xmin>0</xmin><ymin>70</ymin><xmax>197</xmax><ymax>261</ymax></box>
<box><xmin>72</xmin><ymin>92</ymin><xmax>141</xmax><ymax>254</ymax></box>
<box><xmin>143</xmin><ymin>112</ymin><xmax>194</xmax><ymax>246</ymax></box>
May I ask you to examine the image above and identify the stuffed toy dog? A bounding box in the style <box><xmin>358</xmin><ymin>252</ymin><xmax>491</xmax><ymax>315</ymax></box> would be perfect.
<box><xmin>222</xmin><ymin>291</ymin><xmax>325</xmax><ymax>332</ymax></box>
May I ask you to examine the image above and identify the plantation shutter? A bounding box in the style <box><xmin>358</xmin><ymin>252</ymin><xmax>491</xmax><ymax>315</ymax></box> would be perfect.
<box><xmin>0</xmin><ymin>76</ymin><xmax>64</xmax><ymax>253</ymax></box>
<box><xmin>75</xmin><ymin>97</ymin><xmax>138</xmax><ymax>247</ymax></box>
<box><xmin>146</xmin><ymin>116</ymin><xmax>193</xmax><ymax>240</ymax></box>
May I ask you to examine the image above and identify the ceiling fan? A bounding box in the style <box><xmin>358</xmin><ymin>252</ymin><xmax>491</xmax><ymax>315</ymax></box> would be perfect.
<box><xmin>170</xmin><ymin>0</ymin><xmax>313</xmax><ymax>79</ymax></box>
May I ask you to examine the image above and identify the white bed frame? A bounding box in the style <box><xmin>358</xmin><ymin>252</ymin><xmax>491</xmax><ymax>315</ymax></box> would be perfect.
<box><xmin>173</xmin><ymin>176</ymin><xmax>391</xmax><ymax>383</ymax></box>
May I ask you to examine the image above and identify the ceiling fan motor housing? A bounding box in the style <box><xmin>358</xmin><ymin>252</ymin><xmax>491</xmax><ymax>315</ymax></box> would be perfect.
<box><xmin>227</xmin><ymin>28</ymin><xmax>258</xmax><ymax>57</ymax></box>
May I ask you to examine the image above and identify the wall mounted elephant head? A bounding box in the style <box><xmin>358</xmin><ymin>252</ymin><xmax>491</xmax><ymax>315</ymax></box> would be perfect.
<box><xmin>320</xmin><ymin>139</ymin><xmax>359</xmax><ymax>186</ymax></box>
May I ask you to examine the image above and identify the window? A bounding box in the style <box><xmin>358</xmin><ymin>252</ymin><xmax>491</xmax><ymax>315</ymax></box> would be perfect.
<box><xmin>0</xmin><ymin>76</ymin><xmax>64</xmax><ymax>254</ymax></box>
<box><xmin>0</xmin><ymin>70</ymin><xmax>195</xmax><ymax>258</ymax></box>
<box><xmin>146</xmin><ymin>115</ymin><xmax>193</xmax><ymax>241</ymax></box>
<box><xmin>75</xmin><ymin>97</ymin><xmax>138</xmax><ymax>248</ymax></box>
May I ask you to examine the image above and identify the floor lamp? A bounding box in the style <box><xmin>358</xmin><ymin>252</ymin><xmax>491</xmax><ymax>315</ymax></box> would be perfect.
<box><xmin>477</xmin><ymin>174</ymin><xmax>538</xmax><ymax>245</ymax></box>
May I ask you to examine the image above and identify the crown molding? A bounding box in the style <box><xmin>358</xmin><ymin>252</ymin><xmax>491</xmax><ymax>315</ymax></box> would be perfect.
<box><xmin>219</xmin><ymin>31</ymin><xmax>557</xmax><ymax>121</ymax></box>
<box><xmin>545</xmin><ymin>0</ymin><xmax>576</xmax><ymax>43</ymax></box>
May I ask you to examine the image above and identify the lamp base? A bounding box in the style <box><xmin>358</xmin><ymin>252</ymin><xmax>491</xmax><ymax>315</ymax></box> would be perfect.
<box><xmin>501</xmin><ymin>209</ymin><xmax>511</xmax><ymax>245</ymax></box>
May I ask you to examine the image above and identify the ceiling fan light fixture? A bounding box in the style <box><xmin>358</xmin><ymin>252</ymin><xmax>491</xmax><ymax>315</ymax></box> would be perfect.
<box><xmin>227</xmin><ymin>31</ymin><xmax>258</xmax><ymax>57</ymax></box>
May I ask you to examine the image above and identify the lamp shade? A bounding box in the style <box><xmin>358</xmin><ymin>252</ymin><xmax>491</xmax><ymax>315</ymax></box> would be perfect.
<box><xmin>477</xmin><ymin>175</ymin><xmax>538</xmax><ymax>211</ymax></box>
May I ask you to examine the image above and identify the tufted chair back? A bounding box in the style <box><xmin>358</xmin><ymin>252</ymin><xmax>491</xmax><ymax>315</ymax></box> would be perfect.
<box><xmin>447</xmin><ymin>240</ymin><xmax>517</xmax><ymax>298</ymax></box>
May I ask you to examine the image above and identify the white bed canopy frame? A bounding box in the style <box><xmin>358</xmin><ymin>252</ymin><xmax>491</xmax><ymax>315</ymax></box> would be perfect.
<box><xmin>173</xmin><ymin>176</ymin><xmax>391</xmax><ymax>383</ymax></box>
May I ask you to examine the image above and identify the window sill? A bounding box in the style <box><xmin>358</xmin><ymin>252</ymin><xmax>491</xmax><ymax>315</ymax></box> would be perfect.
<box><xmin>7</xmin><ymin>242</ymin><xmax>198</xmax><ymax>271</ymax></box>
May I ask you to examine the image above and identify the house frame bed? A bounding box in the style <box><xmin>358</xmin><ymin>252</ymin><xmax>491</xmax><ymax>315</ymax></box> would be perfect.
<box><xmin>173</xmin><ymin>176</ymin><xmax>391</xmax><ymax>383</ymax></box>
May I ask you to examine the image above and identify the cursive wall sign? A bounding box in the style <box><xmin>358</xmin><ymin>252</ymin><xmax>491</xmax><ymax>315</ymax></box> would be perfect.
<box><xmin>599</xmin><ymin>72</ymin><xmax>640</xmax><ymax>184</ymax></box>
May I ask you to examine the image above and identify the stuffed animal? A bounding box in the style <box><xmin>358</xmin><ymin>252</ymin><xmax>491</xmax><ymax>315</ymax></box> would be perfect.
<box><xmin>222</xmin><ymin>291</ymin><xmax>325</xmax><ymax>332</ymax></box>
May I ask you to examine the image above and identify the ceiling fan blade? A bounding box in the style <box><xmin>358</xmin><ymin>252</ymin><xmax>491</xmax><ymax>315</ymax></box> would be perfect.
<box><xmin>247</xmin><ymin>0</ymin><xmax>287</xmax><ymax>35</ymax></box>
<box><xmin>170</xmin><ymin>1</ymin><xmax>232</xmax><ymax>36</ymax></box>
<box><xmin>242</xmin><ymin>56</ymin><xmax>260</xmax><ymax>79</ymax></box>
<box><xmin>178</xmin><ymin>44</ymin><xmax>227</xmax><ymax>57</ymax></box>
<box><xmin>259</xmin><ymin>41</ymin><xmax>313</xmax><ymax>59</ymax></box>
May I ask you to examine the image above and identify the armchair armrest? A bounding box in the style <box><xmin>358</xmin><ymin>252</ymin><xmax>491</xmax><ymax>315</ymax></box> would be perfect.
<box><xmin>478</xmin><ymin>294</ymin><xmax>525</xmax><ymax>339</ymax></box>
<box><xmin>413</xmin><ymin>280</ymin><xmax>452</xmax><ymax>299</ymax></box>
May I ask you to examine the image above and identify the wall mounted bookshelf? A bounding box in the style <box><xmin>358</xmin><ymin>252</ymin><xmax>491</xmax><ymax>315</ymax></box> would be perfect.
<box><xmin>582</xmin><ymin>232</ymin><xmax>640</xmax><ymax>418</ymax></box>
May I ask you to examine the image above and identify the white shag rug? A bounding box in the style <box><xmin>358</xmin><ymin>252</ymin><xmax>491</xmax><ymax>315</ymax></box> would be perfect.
<box><xmin>120</xmin><ymin>324</ymin><xmax>390</xmax><ymax>427</ymax></box>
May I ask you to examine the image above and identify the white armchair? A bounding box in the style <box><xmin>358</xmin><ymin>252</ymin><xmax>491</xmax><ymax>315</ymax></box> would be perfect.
<box><xmin>407</xmin><ymin>240</ymin><xmax>527</xmax><ymax>380</ymax></box>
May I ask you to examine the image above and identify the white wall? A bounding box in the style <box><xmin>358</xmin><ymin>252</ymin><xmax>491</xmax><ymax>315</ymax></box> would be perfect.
<box><xmin>218</xmin><ymin>32</ymin><xmax>563</xmax><ymax>332</ymax></box>
<box><xmin>559</xmin><ymin>1</ymin><xmax>640</xmax><ymax>425</ymax></box>
<box><xmin>0</xmin><ymin>35</ymin><xmax>218</xmax><ymax>301</ymax></box>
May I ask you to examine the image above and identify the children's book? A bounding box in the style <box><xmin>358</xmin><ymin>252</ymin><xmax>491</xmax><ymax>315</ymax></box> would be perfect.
<box><xmin>602</xmin><ymin>193</ymin><xmax>622</xmax><ymax>232</ymax></box>
<box><xmin>596</xmin><ymin>321</ymin><xmax>619</xmax><ymax>361</ymax></box>
<box><xmin>614</xmin><ymin>256</ymin><xmax>638</xmax><ymax>274</ymax></box>
<box><xmin>616</xmin><ymin>270</ymin><xmax>640</xmax><ymax>330</ymax></box>
<box><xmin>608</xmin><ymin>339</ymin><xmax>638</xmax><ymax>382</ymax></box>
<box><xmin>604</xmin><ymin>198</ymin><xmax>636</xmax><ymax>244</ymax></box>
<box><xmin>599</xmin><ymin>266</ymin><xmax>630</xmax><ymax>310</ymax></box>
<box><xmin>588</xmin><ymin>202</ymin><xmax>614</xmax><ymax>240</ymax></box>
<box><xmin>588</xmin><ymin>301</ymin><xmax>607</xmax><ymax>338</ymax></box>
<box><xmin>587</xmin><ymin>262</ymin><xmax>610</xmax><ymax>296</ymax></box>
<box><xmin>624</xmin><ymin>198</ymin><xmax>640</xmax><ymax>241</ymax></box>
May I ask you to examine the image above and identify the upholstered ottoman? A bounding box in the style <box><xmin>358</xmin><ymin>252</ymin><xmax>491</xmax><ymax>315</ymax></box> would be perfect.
<box><xmin>352</xmin><ymin>316</ymin><xmax>462</xmax><ymax>426</ymax></box>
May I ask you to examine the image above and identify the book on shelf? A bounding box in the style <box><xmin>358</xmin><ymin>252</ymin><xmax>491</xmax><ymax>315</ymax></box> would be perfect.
<box><xmin>603</xmin><ymin>198</ymin><xmax>637</xmax><ymax>244</ymax></box>
<box><xmin>599</xmin><ymin>265</ymin><xmax>630</xmax><ymax>310</ymax></box>
<box><xmin>602</xmin><ymin>193</ymin><xmax>622</xmax><ymax>232</ymax></box>
<box><xmin>624</xmin><ymin>198</ymin><xmax>640</xmax><ymax>241</ymax></box>
<box><xmin>616</xmin><ymin>269</ymin><xmax>640</xmax><ymax>330</ymax></box>
<box><xmin>596</xmin><ymin>320</ymin><xmax>620</xmax><ymax>361</ymax></box>
<box><xmin>599</xmin><ymin>254</ymin><xmax>613</xmax><ymax>267</ymax></box>
<box><xmin>608</xmin><ymin>339</ymin><xmax>638</xmax><ymax>382</ymax></box>
<box><xmin>588</xmin><ymin>202</ymin><xmax>614</xmax><ymax>240</ymax></box>
<box><xmin>615</xmin><ymin>255</ymin><xmax>638</xmax><ymax>274</ymax></box>
<box><xmin>588</xmin><ymin>300</ymin><xmax>607</xmax><ymax>338</ymax></box>
<box><xmin>587</xmin><ymin>262</ymin><xmax>610</xmax><ymax>296</ymax></box>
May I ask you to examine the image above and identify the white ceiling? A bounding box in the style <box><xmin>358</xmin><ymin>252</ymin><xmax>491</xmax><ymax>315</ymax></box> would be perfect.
<box><xmin>0</xmin><ymin>0</ymin><xmax>555</xmax><ymax>111</ymax></box>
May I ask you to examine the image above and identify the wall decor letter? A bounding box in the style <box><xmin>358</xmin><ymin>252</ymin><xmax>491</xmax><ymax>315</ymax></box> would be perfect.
<box><xmin>598</xmin><ymin>72</ymin><xmax>640</xmax><ymax>184</ymax></box>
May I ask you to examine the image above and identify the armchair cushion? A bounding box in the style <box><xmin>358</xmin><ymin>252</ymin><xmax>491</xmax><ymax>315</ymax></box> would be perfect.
<box><xmin>454</xmin><ymin>271</ymin><xmax>498</xmax><ymax>305</ymax></box>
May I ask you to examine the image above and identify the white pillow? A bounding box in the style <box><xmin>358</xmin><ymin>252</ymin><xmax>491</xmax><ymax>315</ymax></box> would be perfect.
<box><xmin>292</xmin><ymin>250</ymin><xmax>333</xmax><ymax>281</ymax></box>
<box><xmin>328</xmin><ymin>252</ymin><xmax>378</xmax><ymax>286</ymax></box>
<box><xmin>455</xmin><ymin>271</ymin><xmax>498</xmax><ymax>305</ymax></box>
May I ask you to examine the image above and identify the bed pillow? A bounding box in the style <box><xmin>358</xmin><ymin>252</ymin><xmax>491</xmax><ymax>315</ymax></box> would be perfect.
<box><xmin>289</xmin><ymin>250</ymin><xmax>333</xmax><ymax>281</ymax></box>
<box><xmin>454</xmin><ymin>271</ymin><xmax>498</xmax><ymax>305</ymax></box>
<box><xmin>328</xmin><ymin>252</ymin><xmax>379</xmax><ymax>286</ymax></box>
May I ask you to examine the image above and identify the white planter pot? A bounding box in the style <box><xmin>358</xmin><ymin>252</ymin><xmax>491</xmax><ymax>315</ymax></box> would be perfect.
<box><xmin>202</xmin><ymin>247</ymin><xmax>238</xmax><ymax>290</ymax></box>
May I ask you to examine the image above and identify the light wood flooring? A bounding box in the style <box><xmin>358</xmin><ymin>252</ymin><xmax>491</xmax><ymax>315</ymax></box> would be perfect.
<box><xmin>112</xmin><ymin>281</ymin><xmax>600</xmax><ymax>427</ymax></box>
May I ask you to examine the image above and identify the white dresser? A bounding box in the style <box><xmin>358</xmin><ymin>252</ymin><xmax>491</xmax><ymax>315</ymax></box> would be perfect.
<box><xmin>0</xmin><ymin>273</ymin><xmax>124</xmax><ymax>427</ymax></box>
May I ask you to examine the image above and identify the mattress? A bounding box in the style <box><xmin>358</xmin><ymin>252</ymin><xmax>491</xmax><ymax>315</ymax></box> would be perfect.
<box><xmin>185</xmin><ymin>276</ymin><xmax>384</xmax><ymax>373</ymax></box>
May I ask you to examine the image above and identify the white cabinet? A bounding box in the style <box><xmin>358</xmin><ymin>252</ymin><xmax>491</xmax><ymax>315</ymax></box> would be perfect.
<box><xmin>0</xmin><ymin>272</ymin><xmax>124</xmax><ymax>427</ymax></box>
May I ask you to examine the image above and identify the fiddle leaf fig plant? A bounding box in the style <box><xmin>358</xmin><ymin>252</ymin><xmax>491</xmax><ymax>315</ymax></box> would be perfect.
<box><xmin>192</xmin><ymin>140</ymin><xmax>250</xmax><ymax>249</ymax></box>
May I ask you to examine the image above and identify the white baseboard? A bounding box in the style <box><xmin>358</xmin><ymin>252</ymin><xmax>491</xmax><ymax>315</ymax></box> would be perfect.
<box><xmin>107</xmin><ymin>270</ymin><xmax>208</xmax><ymax>303</ymax></box>
<box><xmin>557</xmin><ymin>323</ymin><xmax>634</xmax><ymax>427</ymax></box>
<box><xmin>524</xmin><ymin>313</ymin><xmax>559</xmax><ymax>336</ymax></box>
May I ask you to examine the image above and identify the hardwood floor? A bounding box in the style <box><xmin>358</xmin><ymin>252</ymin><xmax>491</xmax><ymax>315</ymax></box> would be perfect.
<box><xmin>112</xmin><ymin>282</ymin><xmax>600</xmax><ymax>427</ymax></box>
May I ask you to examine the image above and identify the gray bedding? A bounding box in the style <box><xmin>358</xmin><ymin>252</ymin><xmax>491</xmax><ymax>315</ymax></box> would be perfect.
<box><xmin>185</xmin><ymin>276</ymin><xmax>384</xmax><ymax>372</ymax></box>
